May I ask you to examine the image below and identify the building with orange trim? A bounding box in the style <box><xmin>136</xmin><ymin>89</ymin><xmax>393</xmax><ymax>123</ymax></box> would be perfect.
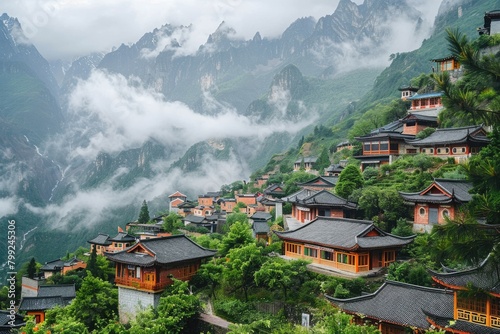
<box><xmin>283</xmin><ymin>189</ymin><xmax>357</xmax><ymax>224</ymax></box>
<box><xmin>88</xmin><ymin>232</ymin><xmax>137</xmax><ymax>255</ymax></box>
<box><xmin>105</xmin><ymin>235</ymin><xmax>216</xmax><ymax>323</ymax></box>
<box><xmin>19</xmin><ymin>284</ymin><xmax>76</xmax><ymax>324</ymax></box>
<box><xmin>399</xmin><ymin>179</ymin><xmax>473</xmax><ymax>233</ymax></box>
<box><xmin>39</xmin><ymin>257</ymin><xmax>87</xmax><ymax>279</ymax></box>
<box><xmin>327</xmin><ymin>280</ymin><xmax>453</xmax><ymax>334</ymax></box>
<box><xmin>428</xmin><ymin>255</ymin><xmax>500</xmax><ymax>333</ymax></box>
<box><xmin>168</xmin><ymin>191</ymin><xmax>187</xmax><ymax>213</ymax></box>
<box><xmin>274</xmin><ymin>217</ymin><xmax>414</xmax><ymax>274</ymax></box>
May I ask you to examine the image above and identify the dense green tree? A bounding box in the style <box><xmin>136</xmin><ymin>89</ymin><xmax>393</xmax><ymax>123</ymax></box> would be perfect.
<box><xmin>193</xmin><ymin>257</ymin><xmax>225</xmax><ymax>299</ymax></box>
<box><xmin>68</xmin><ymin>273</ymin><xmax>118</xmax><ymax>331</ymax></box>
<box><xmin>335</xmin><ymin>164</ymin><xmax>363</xmax><ymax>199</ymax></box>
<box><xmin>223</xmin><ymin>212</ymin><xmax>249</xmax><ymax>233</ymax></box>
<box><xmin>86</xmin><ymin>246</ymin><xmax>98</xmax><ymax>277</ymax></box>
<box><xmin>254</xmin><ymin>258</ymin><xmax>309</xmax><ymax>300</ymax></box>
<box><xmin>315</xmin><ymin>147</ymin><xmax>331</xmax><ymax>172</ymax></box>
<box><xmin>162</xmin><ymin>212</ymin><xmax>182</xmax><ymax>232</ymax></box>
<box><xmin>219</xmin><ymin>221</ymin><xmax>254</xmax><ymax>256</ymax></box>
<box><xmin>224</xmin><ymin>243</ymin><xmax>265</xmax><ymax>301</ymax></box>
<box><xmin>27</xmin><ymin>257</ymin><xmax>37</xmax><ymax>279</ymax></box>
<box><xmin>138</xmin><ymin>200</ymin><xmax>150</xmax><ymax>224</ymax></box>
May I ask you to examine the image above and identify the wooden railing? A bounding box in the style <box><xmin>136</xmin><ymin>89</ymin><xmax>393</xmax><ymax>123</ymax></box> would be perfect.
<box><xmin>115</xmin><ymin>277</ymin><xmax>165</xmax><ymax>291</ymax></box>
<box><xmin>491</xmin><ymin>315</ymin><xmax>500</xmax><ymax>328</ymax></box>
<box><xmin>457</xmin><ymin>309</ymin><xmax>487</xmax><ymax>325</ymax></box>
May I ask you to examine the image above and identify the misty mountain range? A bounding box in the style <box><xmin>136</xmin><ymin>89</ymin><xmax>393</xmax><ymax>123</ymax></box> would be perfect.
<box><xmin>0</xmin><ymin>0</ymin><xmax>489</xmax><ymax>266</ymax></box>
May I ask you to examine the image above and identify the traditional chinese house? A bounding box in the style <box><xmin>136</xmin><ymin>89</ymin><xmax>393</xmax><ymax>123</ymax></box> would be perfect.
<box><xmin>274</xmin><ymin>217</ymin><xmax>414</xmax><ymax>274</ymax></box>
<box><xmin>432</xmin><ymin>55</ymin><xmax>460</xmax><ymax>73</ymax></box>
<box><xmin>105</xmin><ymin>235</ymin><xmax>216</xmax><ymax>322</ymax></box>
<box><xmin>407</xmin><ymin>92</ymin><xmax>443</xmax><ymax>111</ymax></box>
<box><xmin>429</xmin><ymin>255</ymin><xmax>500</xmax><ymax>333</ymax></box>
<box><xmin>354</xmin><ymin>120</ymin><xmax>415</xmax><ymax>170</ymax></box>
<box><xmin>324</xmin><ymin>164</ymin><xmax>344</xmax><ymax>177</ymax></box>
<box><xmin>39</xmin><ymin>257</ymin><xmax>86</xmax><ymax>279</ymax></box>
<box><xmin>399</xmin><ymin>179</ymin><xmax>473</xmax><ymax>233</ymax></box>
<box><xmin>168</xmin><ymin>191</ymin><xmax>187</xmax><ymax>213</ymax></box>
<box><xmin>283</xmin><ymin>189</ymin><xmax>357</xmax><ymax>223</ymax></box>
<box><xmin>293</xmin><ymin>156</ymin><xmax>317</xmax><ymax>172</ymax></box>
<box><xmin>327</xmin><ymin>280</ymin><xmax>453</xmax><ymax>334</ymax></box>
<box><xmin>398</xmin><ymin>85</ymin><xmax>419</xmax><ymax>100</ymax></box>
<box><xmin>19</xmin><ymin>284</ymin><xmax>76</xmax><ymax>324</ymax></box>
<box><xmin>406</xmin><ymin>125</ymin><xmax>490</xmax><ymax>164</ymax></box>
<box><xmin>296</xmin><ymin>176</ymin><xmax>339</xmax><ymax>191</ymax></box>
<box><xmin>88</xmin><ymin>232</ymin><xmax>136</xmax><ymax>255</ymax></box>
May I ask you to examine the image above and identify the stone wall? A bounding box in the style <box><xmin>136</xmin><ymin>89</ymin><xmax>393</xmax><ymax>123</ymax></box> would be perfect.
<box><xmin>118</xmin><ymin>286</ymin><xmax>161</xmax><ymax>323</ymax></box>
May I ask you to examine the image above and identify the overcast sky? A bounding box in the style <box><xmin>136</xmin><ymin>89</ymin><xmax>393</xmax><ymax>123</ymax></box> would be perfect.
<box><xmin>2</xmin><ymin>0</ymin><xmax>441</xmax><ymax>61</ymax></box>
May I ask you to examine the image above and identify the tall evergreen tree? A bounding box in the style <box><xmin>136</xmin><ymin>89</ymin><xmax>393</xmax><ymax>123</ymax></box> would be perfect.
<box><xmin>86</xmin><ymin>246</ymin><xmax>98</xmax><ymax>278</ymax></box>
<box><xmin>138</xmin><ymin>199</ymin><xmax>150</xmax><ymax>223</ymax></box>
<box><xmin>27</xmin><ymin>257</ymin><xmax>37</xmax><ymax>279</ymax></box>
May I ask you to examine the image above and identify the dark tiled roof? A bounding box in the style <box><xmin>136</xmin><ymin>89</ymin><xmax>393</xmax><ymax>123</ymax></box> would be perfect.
<box><xmin>294</xmin><ymin>156</ymin><xmax>317</xmax><ymax>164</ymax></box>
<box><xmin>407</xmin><ymin>91</ymin><xmax>443</xmax><ymax>100</ymax></box>
<box><xmin>183</xmin><ymin>214</ymin><xmax>206</xmax><ymax>224</ymax></box>
<box><xmin>0</xmin><ymin>310</ymin><xmax>25</xmax><ymax>329</ymax></box>
<box><xmin>263</xmin><ymin>183</ymin><xmax>285</xmax><ymax>194</ymax></box>
<box><xmin>429</xmin><ymin>315</ymin><xmax>500</xmax><ymax>334</ymax></box>
<box><xmin>275</xmin><ymin>217</ymin><xmax>414</xmax><ymax>251</ymax></box>
<box><xmin>105</xmin><ymin>235</ymin><xmax>216</xmax><ymax>266</ymax></box>
<box><xmin>19</xmin><ymin>296</ymin><xmax>66</xmax><ymax>311</ymax></box>
<box><xmin>399</xmin><ymin>179</ymin><xmax>473</xmax><ymax>204</ymax></box>
<box><xmin>283</xmin><ymin>189</ymin><xmax>356</xmax><ymax>209</ymax></box>
<box><xmin>40</xmin><ymin>259</ymin><xmax>65</xmax><ymax>271</ymax></box>
<box><xmin>430</xmin><ymin>255</ymin><xmax>500</xmax><ymax>293</ymax></box>
<box><xmin>37</xmin><ymin>284</ymin><xmax>75</xmax><ymax>298</ymax></box>
<box><xmin>325</xmin><ymin>164</ymin><xmax>344</xmax><ymax>173</ymax></box>
<box><xmin>401</xmin><ymin>113</ymin><xmax>438</xmax><ymax>123</ymax></box>
<box><xmin>253</xmin><ymin>221</ymin><xmax>270</xmax><ymax>234</ymax></box>
<box><xmin>407</xmin><ymin>125</ymin><xmax>489</xmax><ymax>146</ymax></box>
<box><xmin>109</xmin><ymin>232</ymin><xmax>136</xmax><ymax>242</ymax></box>
<box><xmin>327</xmin><ymin>280</ymin><xmax>453</xmax><ymax>330</ymax></box>
<box><xmin>87</xmin><ymin>233</ymin><xmax>111</xmax><ymax>246</ymax></box>
<box><xmin>251</xmin><ymin>212</ymin><xmax>272</xmax><ymax>221</ymax></box>
<box><xmin>297</xmin><ymin>176</ymin><xmax>338</xmax><ymax>187</ymax></box>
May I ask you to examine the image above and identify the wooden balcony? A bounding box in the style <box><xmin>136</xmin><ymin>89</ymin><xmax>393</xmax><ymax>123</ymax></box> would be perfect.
<box><xmin>115</xmin><ymin>277</ymin><xmax>167</xmax><ymax>292</ymax></box>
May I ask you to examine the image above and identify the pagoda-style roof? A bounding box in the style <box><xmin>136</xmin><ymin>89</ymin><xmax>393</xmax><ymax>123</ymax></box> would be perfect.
<box><xmin>283</xmin><ymin>189</ymin><xmax>357</xmax><ymax>210</ymax></box>
<box><xmin>40</xmin><ymin>257</ymin><xmax>84</xmax><ymax>272</ymax></box>
<box><xmin>327</xmin><ymin>280</ymin><xmax>453</xmax><ymax>330</ymax></box>
<box><xmin>325</xmin><ymin>164</ymin><xmax>344</xmax><ymax>174</ymax></box>
<box><xmin>0</xmin><ymin>310</ymin><xmax>25</xmax><ymax>330</ymax></box>
<box><xmin>18</xmin><ymin>296</ymin><xmax>67</xmax><ymax>311</ymax></box>
<box><xmin>105</xmin><ymin>235</ymin><xmax>216</xmax><ymax>267</ymax></box>
<box><xmin>183</xmin><ymin>214</ymin><xmax>206</xmax><ymax>224</ymax></box>
<box><xmin>297</xmin><ymin>176</ymin><xmax>338</xmax><ymax>188</ymax></box>
<box><xmin>294</xmin><ymin>156</ymin><xmax>317</xmax><ymax>164</ymax></box>
<box><xmin>399</xmin><ymin>179</ymin><xmax>473</xmax><ymax>205</ymax></box>
<box><xmin>87</xmin><ymin>233</ymin><xmax>112</xmax><ymax>246</ymax></box>
<box><xmin>168</xmin><ymin>191</ymin><xmax>187</xmax><ymax>198</ymax></box>
<box><xmin>263</xmin><ymin>183</ymin><xmax>285</xmax><ymax>196</ymax></box>
<box><xmin>430</xmin><ymin>255</ymin><xmax>500</xmax><ymax>295</ymax></box>
<box><xmin>177</xmin><ymin>200</ymin><xmax>196</xmax><ymax>209</ymax></box>
<box><xmin>275</xmin><ymin>217</ymin><xmax>414</xmax><ymax>251</ymax></box>
<box><xmin>253</xmin><ymin>221</ymin><xmax>270</xmax><ymax>234</ymax></box>
<box><xmin>108</xmin><ymin>232</ymin><xmax>136</xmax><ymax>243</ymax></box>
<box><xmin>406</xmin><ymin>125</ymin><xmax>490</xmax><ymax>146</ymax></box>
<box><xmin>251</xmin><ymin>212</ymin><xmax>272</xmax><ymax>221</ymax></box>
<box><xmin>427</xmin><ymin>311</ymin><xmax>500</xmax><ymax>334</ymax></box>
<box><xmin>398</xmin><ymin>85</ymin><xmax>419</xmax><ymax>92</ymax></box>
<box><xmin>407</xmin><ymin>92</ymin><xmax>443</xmax><ymax>100</ymax></box>
<box><xmin>431</xmin><ymin>55</ymin><xmax>458</xmax><ymax>62</ymax></box>
<box><xmin>401</xmin><ymin>112</ymin><xmax>438</xmax><ymax>124</ymax></box>
<box><xmin>37</xmin><ymin>284</ymin><xmax>75</xmax><ymax>299</ymax></box>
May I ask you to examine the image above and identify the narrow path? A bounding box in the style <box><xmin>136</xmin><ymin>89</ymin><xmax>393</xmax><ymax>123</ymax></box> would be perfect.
<box><xmin>199</xmin><ymin>297</ymin><xmax>232</xmax><ymax>329</ymax></box>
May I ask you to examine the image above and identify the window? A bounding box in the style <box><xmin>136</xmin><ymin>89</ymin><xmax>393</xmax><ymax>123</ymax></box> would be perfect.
<box><xmin>372</xmin><ymin>142</ymin><xmax>379</xmax><ymax>151</ymax></box>
<box><xmin>380</xmin><ymin>141</ymin><xmax>388</xmax><ymax>151</ymax></box>
<box><xmin>359</xmin><ymin>254</ymin><xmax>368</xmax><ymax>266</ymax></box>
<box><xmin>390</xmin><ymin>143</ymin><xmax>398</xmax><ymax>151</ymax></box>
<box><xmin>304</xmin><ymin>247</ymin><xmax>318</xmax><ymax>258</ymax></box>
<box><xmin>384</xmin><ymin>251</ymin><xmax>395</xmax><ymax>264</ymax></box>
<box><xmin>363</xmin><ymin>143</ymin><xmax>370</xmax><ymax>152</ymax></box>
<box><xmin>419</xmin><ymin>207</ymin><xmax>426</xmax><ymax>216</ymax></box>
<box><xmin>430</xmin><ymin>148</ymin><xmax>434</xmax><ymax>153</ymax></box>
<box><xmin>320</xmin><ymin>250</ymin><xmax>334</xmax><ymax>261</ymax></box>
<box><xmin>286</xmin><ymin>243</ymin><xmax>301</xmax><ymax>254</ymax></box>
<box><xmin>457</xmin><ymin>296</ymin><xmax>486</xmax><ymax>313</ymax></box>
<box><xmin>442</xmin><ymin>209</ymin><xmax>450</xmax><ymax>218</ymax></box>
<box><xmin>336</xmin><ymin>252</ymin><xmax>354</xmax><ymax>265</ymax></box>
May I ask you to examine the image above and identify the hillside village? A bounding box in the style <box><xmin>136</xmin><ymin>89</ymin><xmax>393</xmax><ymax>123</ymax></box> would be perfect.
<box><xmin>4</xmin><ymin>7</ymin><xmax>500</xmax><ymax>334</ymax></box>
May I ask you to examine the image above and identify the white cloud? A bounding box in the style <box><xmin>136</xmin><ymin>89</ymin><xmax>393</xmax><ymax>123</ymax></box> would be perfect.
<box><xmin>67</xmin><ymin>69</ymin><xmax>314</xmax><ymax>160</ymax></box>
